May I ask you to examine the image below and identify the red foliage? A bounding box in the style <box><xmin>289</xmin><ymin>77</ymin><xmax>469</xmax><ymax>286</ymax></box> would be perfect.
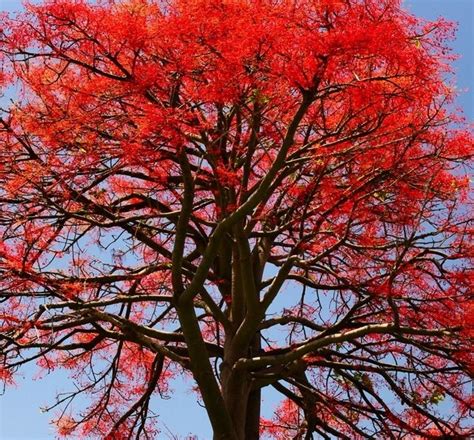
<box><xmin>0</xmin><ymin>0</ymin><xmax>472</xmax><ymax>438</ymax></box>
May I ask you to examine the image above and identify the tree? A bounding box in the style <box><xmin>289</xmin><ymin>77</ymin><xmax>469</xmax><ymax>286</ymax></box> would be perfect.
<box><xmin>0</xmin><ymin>0</ymin><xmax>472</xmax><ymax>438</ymax></box>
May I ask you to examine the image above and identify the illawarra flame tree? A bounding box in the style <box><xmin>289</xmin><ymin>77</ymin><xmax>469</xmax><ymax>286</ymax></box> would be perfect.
<box><xmin>0</xmin><ymin>0</ymin><xmax>473</xmax><ymax>438</ymax></box>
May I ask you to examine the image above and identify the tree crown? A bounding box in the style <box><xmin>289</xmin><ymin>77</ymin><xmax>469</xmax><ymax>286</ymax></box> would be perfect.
<box><xmin>0</xmin><ymin>0</ymin><xmax>473</xmax><ymax>438</ymax></box>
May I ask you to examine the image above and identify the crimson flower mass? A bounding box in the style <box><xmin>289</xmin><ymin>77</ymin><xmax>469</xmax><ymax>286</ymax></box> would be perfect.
<box><xmin>0</xmin><ymin>0</ymin><xmax>473</xmax><ymax>438</ymax></box>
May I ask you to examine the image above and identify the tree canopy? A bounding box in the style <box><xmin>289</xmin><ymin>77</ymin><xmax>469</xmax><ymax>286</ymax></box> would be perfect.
<box><xmin>0</xmin><ymin>0</ymin><xmax>472</xmax><ymax>438</ymax></box>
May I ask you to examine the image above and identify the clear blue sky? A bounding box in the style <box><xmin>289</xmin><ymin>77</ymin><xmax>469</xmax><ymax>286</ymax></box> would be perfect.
<box><xmin>0</xmin><ymin>0</ymin><xmax>472</xmax><ymax>439</ymax></box>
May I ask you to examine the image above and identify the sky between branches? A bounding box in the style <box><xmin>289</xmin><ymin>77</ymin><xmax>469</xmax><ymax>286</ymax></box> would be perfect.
<box><xmin>0</xmin><ymin>0</ymin><xmax>472</xmax><ymax>439</ymax></box>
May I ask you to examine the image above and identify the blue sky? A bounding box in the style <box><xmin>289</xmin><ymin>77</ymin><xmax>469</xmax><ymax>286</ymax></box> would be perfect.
<box><xmin>0</xmin><ymin>0</ymin><xmax>472</xmax><ymax>439</ymax></box>
<box><xmin>406</xmin><ymin>0</ymin><xmax>473</xmax><ymax>120</ymax></box>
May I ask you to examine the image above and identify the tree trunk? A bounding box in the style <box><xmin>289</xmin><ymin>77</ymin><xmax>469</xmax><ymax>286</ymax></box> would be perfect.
<box><xmin>222</xmin><ymin>368</ymin><xmax>252</xmax><ymax>439</ymax></box>
<box><xmin>177</xmin><ymin>302</ymin><xmax>238</xmax><ymax>440</ymax></box>
<box><xmin>245</xmin><ymin>388</ymin><xmax>261</xmax><ymax>439</ymax></box>
<box><xmin>221</xmin><ymin>333</ymin><xmax>261</xmax><ymax>439</ymax></box>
